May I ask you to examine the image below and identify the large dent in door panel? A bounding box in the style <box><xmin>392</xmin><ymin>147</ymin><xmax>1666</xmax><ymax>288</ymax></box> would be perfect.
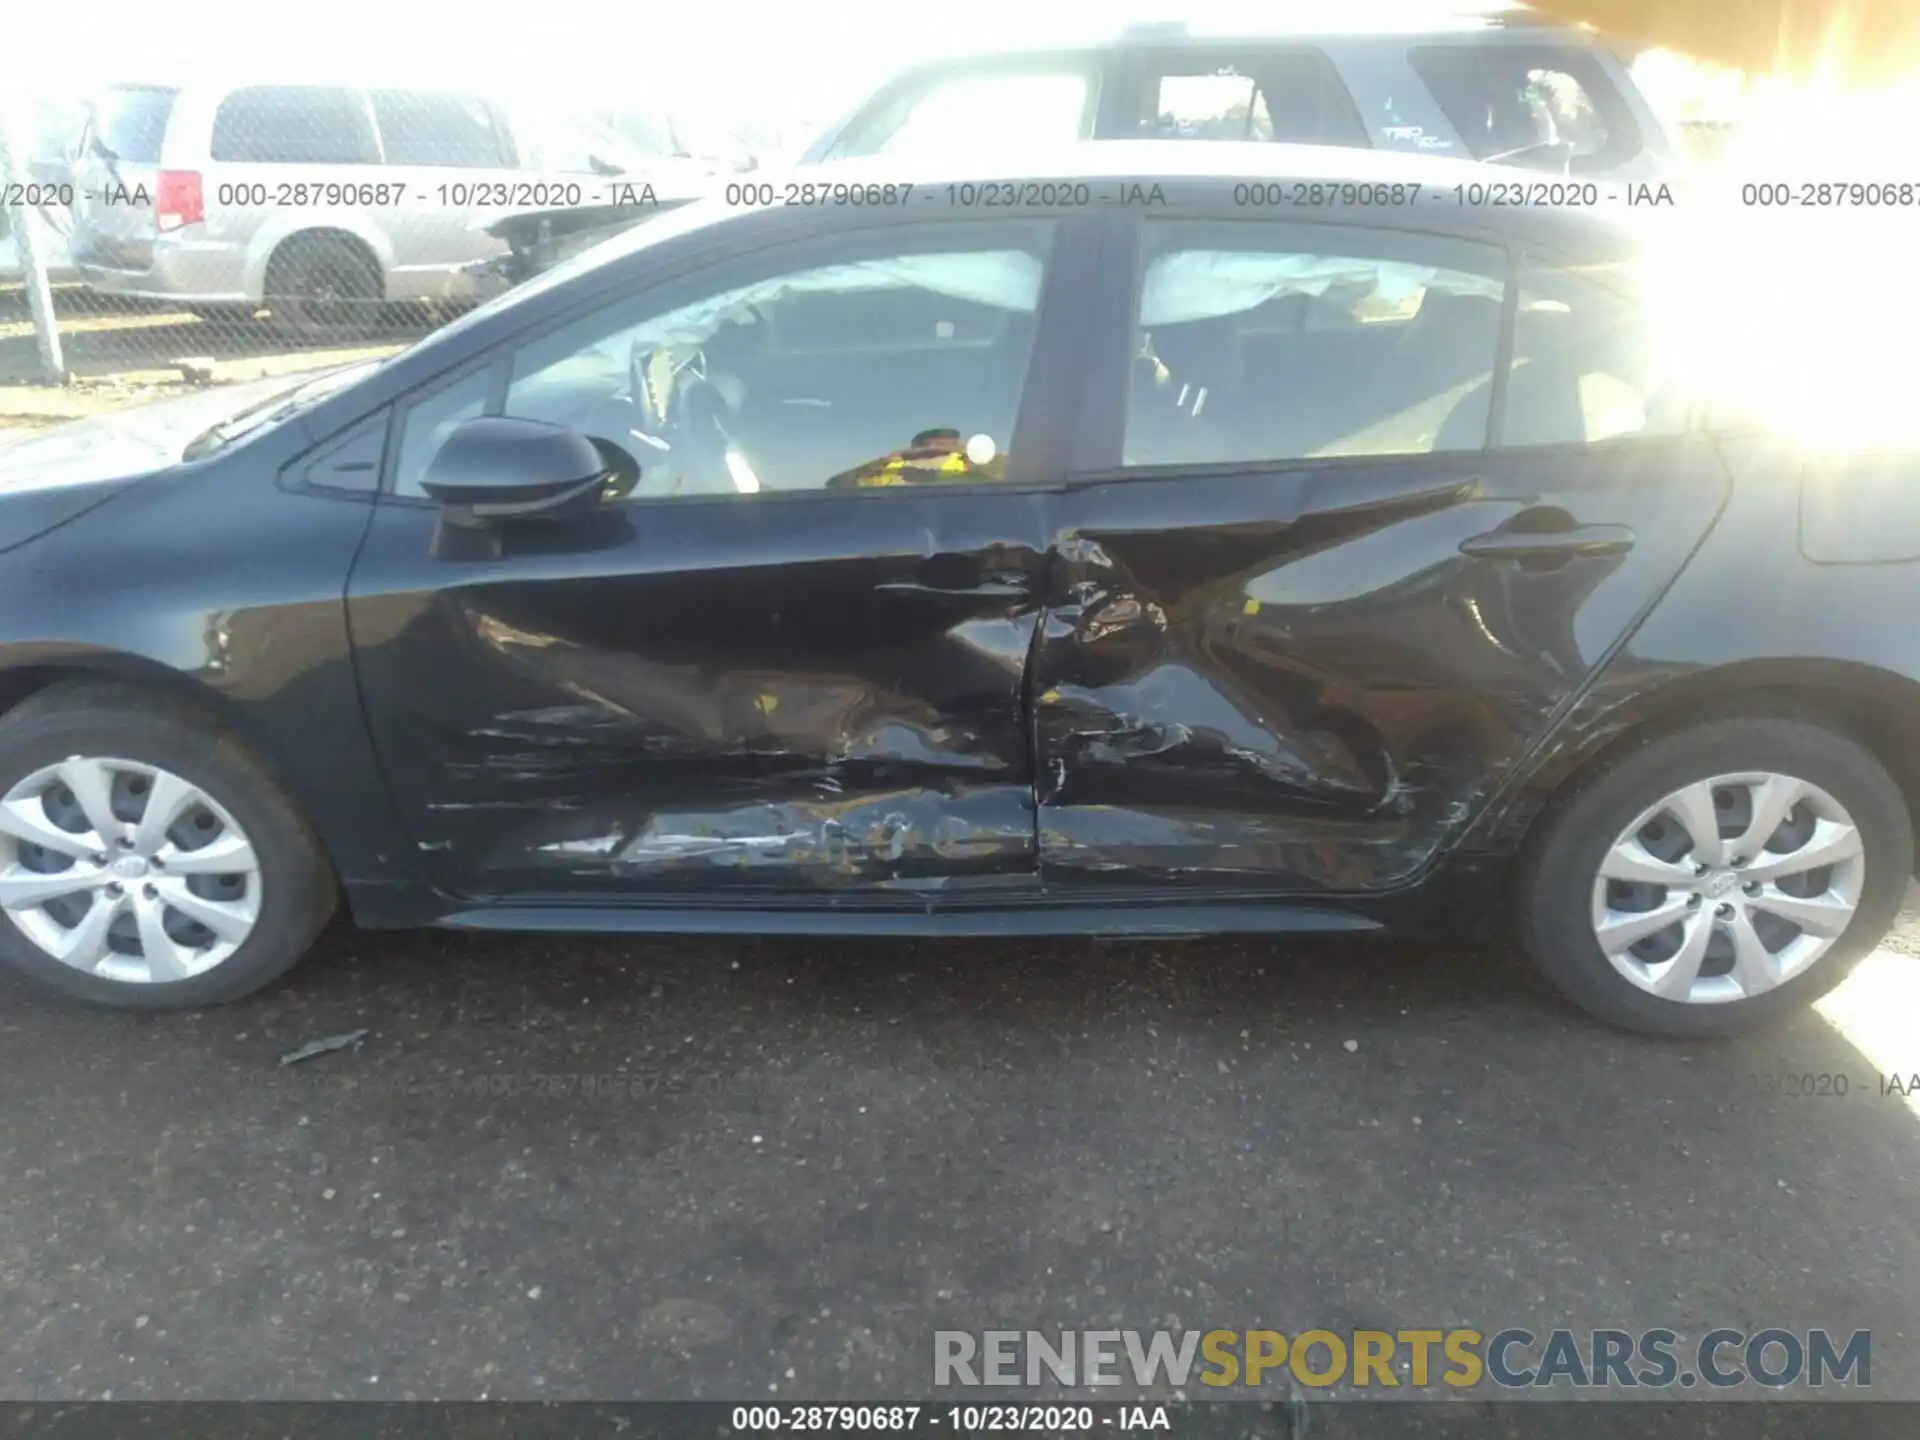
<box><xmin>448</xmin><ymin>612</ymin><xmax>1026</xmax><ymax>772</ymax></box>
<box><xmin>350</xmin><ymin>518</ymin><xmax>1049</xmax><ymax>891</ymax></box>
<box><xmin>1032</xmin><ymin>467</ymin><xmax>1645</xmax><ymax>889</ymax></box>
<box><xmin>521</xmin><ymin>787</ymin><xmax>1035</xmax><ymax>882</ymax></box>
<box><xmin>1042</xmin><ymin>664</ymin><xmax>1387</xmax><ymax>800</ymax></box>
<box><xmin>436</xmin><ymin>628</ymin><xmax>1037</xmax><ymax>884</ymax></box>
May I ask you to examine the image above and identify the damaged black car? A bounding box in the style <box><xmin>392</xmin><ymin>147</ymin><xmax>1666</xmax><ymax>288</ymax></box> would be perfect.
<box><xmin>0</xmin><ymin>143</ymin><xmax>1913</xmax><ymax>1037</ymax></box>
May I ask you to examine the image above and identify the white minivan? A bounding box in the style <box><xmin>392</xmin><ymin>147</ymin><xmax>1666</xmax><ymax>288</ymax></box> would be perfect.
<box><xmin>66</xmin><ymin>81</ymin><xmax>723</xmax><ymax>339</ymax></box>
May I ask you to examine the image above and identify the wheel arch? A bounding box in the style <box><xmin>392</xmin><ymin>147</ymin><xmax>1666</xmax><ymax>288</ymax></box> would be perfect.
<box><xmin>0</xmin><ymin>655</ymin><xmax>342</xmax><ymax>877</ymax></box>
<box><xmin>0</xmin><ymin>654</ymin><xmax>237</xmax><ymax>723</ymax></box>
<box><xmin>255</xmin><ymin>224</ymin><xmax>389</xmax><ymax>303</ymax></box>
<box><xmin>1490</xmin><ymin>657</ymin><xmax>1920</xmax><ymax>880</ymax></box>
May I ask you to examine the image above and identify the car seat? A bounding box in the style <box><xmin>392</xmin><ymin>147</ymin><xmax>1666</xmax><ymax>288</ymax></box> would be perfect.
<box><xmin>1125</xmin><ymin>315</ymin><xmax>1241</xmax><ymax>465</ymax></box>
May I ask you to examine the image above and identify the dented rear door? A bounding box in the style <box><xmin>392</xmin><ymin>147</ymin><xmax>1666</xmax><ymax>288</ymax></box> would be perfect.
<box><xmin>1029</xmin><ymin>223</ymin><xmax>1731</xmax><ymax>892</ymax></box>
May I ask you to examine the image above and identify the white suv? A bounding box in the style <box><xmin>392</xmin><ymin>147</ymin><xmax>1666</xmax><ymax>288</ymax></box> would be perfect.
<box><xmin>800</xmin><ymin>13</ymin><xmax>1678</xmax><ymax>180</ymax></box>
<box><xmin>65</xmin><ymin>82</ymin><xmax>722</xmax><ymax>340</ymax></box>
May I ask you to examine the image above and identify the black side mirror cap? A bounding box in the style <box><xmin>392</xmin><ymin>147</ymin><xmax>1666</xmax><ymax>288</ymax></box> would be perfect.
<box><xmin>420</xmin><ymin>416</ymin><xmax>613</xmax><ymax>520</ymax></box>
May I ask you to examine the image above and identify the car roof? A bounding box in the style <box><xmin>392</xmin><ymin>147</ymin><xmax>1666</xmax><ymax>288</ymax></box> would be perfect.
<box><xmin>872</xmin><ymin>6</ymin><xmax>1599</xmax><ymax>69</ymax></box>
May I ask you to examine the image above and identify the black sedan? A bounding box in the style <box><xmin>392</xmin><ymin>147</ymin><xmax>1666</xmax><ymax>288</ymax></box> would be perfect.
<box><xmin>0</xmin><ymin>143</ymin><xmax>1911</xmax><ymax>1036</ymax></box>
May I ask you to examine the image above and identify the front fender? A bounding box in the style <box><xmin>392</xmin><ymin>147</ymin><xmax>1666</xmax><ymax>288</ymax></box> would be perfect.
<box><xmin>0</xmin><ymin>422</ymin><xmax>427</xmax><ymax>908</ymax></box>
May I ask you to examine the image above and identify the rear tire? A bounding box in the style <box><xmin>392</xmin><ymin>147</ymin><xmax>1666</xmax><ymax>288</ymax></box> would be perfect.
<box><xmin>1518</xmin><ymin>716</ymin><xmax>1911</xmax><ymax>1037</ymax></box>
<box><xmin>0</xmin><ymin>683</ymin><xmax>337</xmax><ymax>1010</ymax></box>
<box><xmin>264</xmin><ymin>233</ymin><xmax>383</xmax><ymax>345</ymax></box>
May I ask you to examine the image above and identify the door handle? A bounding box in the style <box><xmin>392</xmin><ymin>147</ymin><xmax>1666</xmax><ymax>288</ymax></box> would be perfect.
<box><xmin>1459</xmin><ymin>522</ymin><xmax>1636</xmax><ymax>560</ymax></box>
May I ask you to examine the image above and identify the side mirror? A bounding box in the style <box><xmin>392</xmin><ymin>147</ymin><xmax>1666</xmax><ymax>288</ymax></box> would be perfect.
<box><xmin>420</xmin><ymin>416</ymin><xmax>621</xmax><ymax>524</ymax></box>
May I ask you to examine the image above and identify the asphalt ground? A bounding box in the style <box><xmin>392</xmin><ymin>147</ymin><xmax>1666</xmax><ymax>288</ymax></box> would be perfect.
<box><xmin>0</xmin><ymin>889</ymin><xmax>1915</xmax><ymax>1408</ymax></box>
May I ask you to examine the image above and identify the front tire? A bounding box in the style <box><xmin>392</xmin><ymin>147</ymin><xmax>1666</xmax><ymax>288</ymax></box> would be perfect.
<box><xmin>1518</xmin><ymin>716</ymin><xmax>1912</xmax><ymax>1036</ymax></box>
<box><xmin>0</xmin><ymin>683</ymin><xmax>336</xmax><ymax>1010</ymax></box>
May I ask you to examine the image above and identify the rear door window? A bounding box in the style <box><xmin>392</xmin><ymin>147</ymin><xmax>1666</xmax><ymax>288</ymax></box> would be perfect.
<box><xmin>371</xmin><ymin>91</ymin><xmax>514</xmax><ymax>168</ymax></box>
<box><xmin>1128</xmin><ymin>52</ymin><xmax>1368</xmax><ymax>148</ymax></box>
<box><xmin>1122</xmin><ymin>222</ymin><xmax>1508</xmax><ymax>467</ymax></box>
<box><xmin>210</xmin><ymin>87</ymin><xmax>379</xmax><ymax>165</ymax></box>
<box><xmin>1408</xmin><ymin>46</ymin><xmax>1641</xmax><ymax>171</ymax></box>
<box><xmin>89</xmin><ymin>86</ymin><xmax>178</xmax><ymax>164</ymax></box>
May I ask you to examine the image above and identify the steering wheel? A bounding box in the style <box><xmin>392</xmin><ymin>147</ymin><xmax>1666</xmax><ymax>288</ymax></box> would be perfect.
<box><xmin>634</xmin><ymin>341</ymin><xmax>749</xmax><ymax>492</ymax></box>
<box><xmin>672</xmin><ymin>374</ymin><xmax>753</xmax><ymax>492</ymax></box>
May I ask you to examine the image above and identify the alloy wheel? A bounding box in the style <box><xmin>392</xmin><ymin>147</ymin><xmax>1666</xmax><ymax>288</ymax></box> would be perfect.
<box><xmin>0</xmin><ymin>756</ymin><xmax>263</xmax><ymax>983</ymax></box>
<box><xmin>1590</xmin><ymin>771</ymin><xmax>1866</xmax><ymax>1004</ymax></box>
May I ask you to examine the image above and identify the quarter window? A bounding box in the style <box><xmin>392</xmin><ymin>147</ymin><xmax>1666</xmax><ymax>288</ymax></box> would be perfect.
<box><xmin>1123</xmin><ymin>224</ymin><xmax>1507</xmax><ymax>467</ymax></box>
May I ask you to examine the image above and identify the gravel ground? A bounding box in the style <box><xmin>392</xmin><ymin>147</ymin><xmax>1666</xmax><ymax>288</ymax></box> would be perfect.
<box><xmin>0</xmin><ymin>900</ymin><xmax>1915</xmax><ymax>1407</ymax></box>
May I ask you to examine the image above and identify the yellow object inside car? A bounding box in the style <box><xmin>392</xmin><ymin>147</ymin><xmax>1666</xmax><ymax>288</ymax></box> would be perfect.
<box><xmin>829</xmin><ymin>429</ymin><xmax>1008</xmax><ymax>488</ymax></box>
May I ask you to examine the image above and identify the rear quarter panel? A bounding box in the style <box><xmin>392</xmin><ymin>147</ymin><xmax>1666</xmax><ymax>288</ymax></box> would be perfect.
<box><xmin>1460</xmin><ymin>434</ymin><xmax>1920</xmax><ymax>853</ymax></box>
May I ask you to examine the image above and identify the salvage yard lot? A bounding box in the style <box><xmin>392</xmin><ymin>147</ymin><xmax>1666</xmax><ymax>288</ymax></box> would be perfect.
<box><xmin>0</xmin><ymin>917</ymin><xmax>1914</xmax><ymax>1400</ymax></box>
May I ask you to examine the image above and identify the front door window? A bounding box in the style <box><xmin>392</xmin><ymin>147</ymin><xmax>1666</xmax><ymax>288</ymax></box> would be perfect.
<box><xmin>391</xmin><ymin>226</ymin><xmax>1054</xmax><ymax>501</ymax></box>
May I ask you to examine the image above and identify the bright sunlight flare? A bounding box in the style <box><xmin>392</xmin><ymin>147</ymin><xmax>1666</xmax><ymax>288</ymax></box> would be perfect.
<box><xmin>1646</xmin><ymin>56</ymin><xmax>1920</xmax><ymax>454</ymax></box>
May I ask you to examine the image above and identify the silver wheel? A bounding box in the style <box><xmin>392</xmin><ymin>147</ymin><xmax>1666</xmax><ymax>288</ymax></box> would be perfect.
<box><xmin>1590</xmin><ymin>770</ymin><xmax>1866</xmax><ymax>1005</ymax></box>
<box><xmin>0</xmin><ymin>756</ymin><xmax>263</xmax><ymax>984</ymax></box>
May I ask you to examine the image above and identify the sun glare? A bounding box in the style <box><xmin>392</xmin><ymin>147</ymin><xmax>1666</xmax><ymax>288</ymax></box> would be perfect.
<box><xmin>1645</xmin><ymin>52</ymin><xmax>1920</xmax><ymax>454</ymax></box>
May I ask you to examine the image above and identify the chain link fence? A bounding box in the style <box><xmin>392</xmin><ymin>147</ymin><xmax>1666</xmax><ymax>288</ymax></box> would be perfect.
<box><xmin>0</xmin><ymin>77</ymin><xmax>806</xmax><ymax>426</ymax></box>
<box><xmin>0</xmin><ymin>0</ymin><xmax>1131</xmax><ymax>421</ymax></box>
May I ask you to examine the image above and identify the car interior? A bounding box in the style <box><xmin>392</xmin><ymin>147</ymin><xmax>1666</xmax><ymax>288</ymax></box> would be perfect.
<box><xmin>504</xmin><ymin>253</ymin><xmax>1045</xmax><ymax>497</ymax></box>
<box><xmin>483</xmin><ymin>243</ymin><xmax>1680</xmax><ymax>499</ymax></box>
<box><xmin>1124</xmin><ymin>252</ymin><xmax>1686</xmax><ymax>465</ymax></box>
<box><xmin>1125</xmin><ymin>261</ymin><xmax>1507</xmax><ymax>466</ymax></box>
